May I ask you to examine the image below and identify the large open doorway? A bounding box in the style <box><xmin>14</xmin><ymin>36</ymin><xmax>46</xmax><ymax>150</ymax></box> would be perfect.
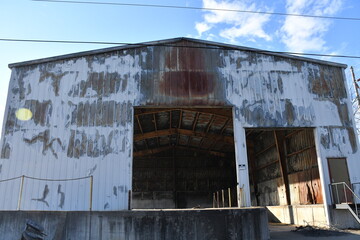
<box><xmin>245</xmin><ymin>128</ymin><xmax>323</xmax><ymax>207</ymax></box>
<box><xmin>132</xmin><ymin>108</ymin><xmax>237</xmax><ymax>209</ymax></box>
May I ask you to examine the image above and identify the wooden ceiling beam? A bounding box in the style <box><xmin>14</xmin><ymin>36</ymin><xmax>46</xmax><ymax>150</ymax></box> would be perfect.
<box><xmin>136</xmin><ymin>115</ymin><xmax>143</xmax><ymax>134</ymax></box>
<box><xmin>199</xmin><ymin>114</ymin><xmax>214</xmax><ymax>149</ymax></box>
<box><xmin>176</xmin><ymin>146</ymin><xmax>227</xmax><ymax>157</ymax></box>
<box><xmin>134</xmin><ymin>128</ymin><xmax>234</xmax><ymax>144</ymax></box>
<box><xmin>136</xmin><ymin>115</ymin><xmax>149</xmax><ymax>149</ymax></box>
<box><xmin>133</xmin><ymin>146</ymin><xmax>173</xmax><ymax>158</ymax></box>
<box><xmin>133</xmin><ymin>145</ymin><xmax>228</xmax><ymax>158</ymax></box>
<box><xmin>220</xmin><ymin>118</ymin><xmax>230</xmax><ymax>135</ymax></box>
<box><xmin>192</xmin><ymin>112</ymin><xmax>199</xmax><ymax>131</ymax></box>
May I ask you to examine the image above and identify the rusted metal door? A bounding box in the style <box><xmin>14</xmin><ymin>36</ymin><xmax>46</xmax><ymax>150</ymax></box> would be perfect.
<box><xmin>328</xmin><ymin>158</ymin><xmax>352</xmax><ymax>203</ymax></box>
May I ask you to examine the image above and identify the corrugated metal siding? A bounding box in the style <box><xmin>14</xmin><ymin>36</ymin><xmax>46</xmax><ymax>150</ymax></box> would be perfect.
<box><xmin>0</xmin><ymin>39</ymin><xmax>359</xmax><ymax>210</ymax></box>
<box><xmin>0</xmin><ymin>49</ymin><xmax>138</xmax><ymax>210</ymax></box>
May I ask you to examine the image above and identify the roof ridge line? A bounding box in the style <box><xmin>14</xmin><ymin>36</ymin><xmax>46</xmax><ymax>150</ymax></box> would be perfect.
<box><xmin>8</xmin><ymin>37</ymin><xmax>347</xmax><ymax>69</ymax></box>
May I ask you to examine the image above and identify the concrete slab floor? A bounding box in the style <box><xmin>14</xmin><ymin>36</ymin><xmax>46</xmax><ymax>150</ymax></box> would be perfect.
<box><xmin>269</xmin><ymin>223</ymin><xmax>360</xmax><ymax>240</ymax></box>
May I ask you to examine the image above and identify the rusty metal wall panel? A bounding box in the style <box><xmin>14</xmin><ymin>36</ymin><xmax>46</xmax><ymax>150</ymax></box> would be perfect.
<box><xmin>136</xmin><ymin>42</ymin><xmax>227</xmax><ymax>106</ymax></box>
<box><xmin>0</xmin><ymin>39</ymin><xmax>359</xmax><ymax>211</ymax></box>
<box><xmin>285</xmin><ymin>129</ymin><xmax>323</xmax><ymax>204</ymax></box>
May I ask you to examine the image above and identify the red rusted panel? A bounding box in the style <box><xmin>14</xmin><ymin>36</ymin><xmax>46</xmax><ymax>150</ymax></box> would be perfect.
<box><xmin>297</xmin><ymin>169</ymin><xmax>323</xmax><ymax>205</ymax></box>
<box><xmin>311</xmin><ymin>168</ymin><xmax>323</xmax><ymax>204</ymax></box>
<box><xmin>160</xmin><ymin>44</ymin><xmax>216</xmax><ymax>103</ymax></box>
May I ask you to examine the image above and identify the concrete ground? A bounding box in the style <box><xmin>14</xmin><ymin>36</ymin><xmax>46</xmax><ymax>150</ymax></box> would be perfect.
<box><xmin>269</xmin><ymin>223</ymin><xmax>360</xmax><ymax>240</ymax></box>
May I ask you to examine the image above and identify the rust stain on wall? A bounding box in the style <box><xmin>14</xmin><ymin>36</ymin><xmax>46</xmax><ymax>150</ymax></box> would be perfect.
<box><xmin>347</xmin><ymin>127</ymin><xmax>358</xmax><ymax>153</ymax></box>
<box><xmin>13</xmin><ymin>66</ymin><xmax>35</xmax><ymax>100</ymax></box>
<box><xmin>285</xmin><ymin>100</ymin><xmax>295</xmax><ymax>125</ymax></box>
<box><xmin>68</xmin><ymin>72</ymin><xmax>125</xmax><ymax>97</ymax></box>
<box><xmin>0</xmin><ymin>141</ymin><xmax>10</xmax><ymax>159</ymax></box>
<box><xmin>160</xmin><ymin>46</ymin><xmax>215</xmax><ymax>98</ymax></box>
<box><xmin>39</xmin><ymin>71</ymin><xmax>67</xmax><ymax>96</ymax></box>
<box><xmin>67</xmin><ymin>100</ymin><xmax>131</xmax><ymax>128</ymax></box>
<box><xmin>309</xmin><ymin>66</ymin><xmax>347</xmax><ymax>99</ymax></box>
<box><xmin>24</xmin><ymin>100</ymin><xmax>52</xmax><ymax>127</ymax></box>
<box><xmin>333</xmin><ymin>100</ymin><xmax>351</xmax><ymax>127</ymax></box>
<box><xmin>67</xmin><ymin>129</ymin><xmax>122</xmax><ymax>159</ymax></box>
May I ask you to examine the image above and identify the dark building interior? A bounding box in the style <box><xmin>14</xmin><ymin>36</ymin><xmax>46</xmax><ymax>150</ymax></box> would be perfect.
<box><xmin>132</xmin><ymin>108</ymin><xmax>237</xmax><ymax>209</ymax></box>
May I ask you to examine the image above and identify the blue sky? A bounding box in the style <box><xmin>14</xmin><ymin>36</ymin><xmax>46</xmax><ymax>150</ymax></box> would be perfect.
<box><xmin>1</xmin><ymin>0</ymin><xmax>360</xmax><ymax>136</ymax></box>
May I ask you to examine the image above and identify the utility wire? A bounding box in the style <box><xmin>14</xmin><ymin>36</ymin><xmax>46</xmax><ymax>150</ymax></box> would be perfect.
<box><xmin>32</xmin><ymin>0</ymin><xmax>360</xmax><ymax>21</ymax></box>
<box><xmin>1</xmin><ymin>38</ymin><xmax>360</xmax><ymax>59</ymax></box>
<box><xmin>0</xmin><ymin>38</ymin><xmax>123</xmax><ymax>45</ymax></box>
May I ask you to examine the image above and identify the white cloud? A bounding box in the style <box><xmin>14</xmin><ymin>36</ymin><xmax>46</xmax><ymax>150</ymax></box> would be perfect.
<box><xmin>195</xmin><ymin>0</ymin><xmax>272</xmax><ymax>42</ymax></box>
<box><xmin>280</xmin><ymin>0</ymin><xmax>343</xmax><ymax>52</ymax></box>
<box><xmin>195</xmin><ymin>22</ymin><xmax>211</xmax><ymax>36</ymax></box>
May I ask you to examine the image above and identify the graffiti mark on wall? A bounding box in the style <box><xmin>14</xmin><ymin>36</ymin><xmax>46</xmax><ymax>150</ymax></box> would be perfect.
<box><xmin>32</xmin><ymin>185</ymin><xmax>49</xmax><ymax>207</ymax></box>
<box><xmin>24</xmin><ymin>130</ymin><xmax>64</xmax><ymax>159</ymax></box>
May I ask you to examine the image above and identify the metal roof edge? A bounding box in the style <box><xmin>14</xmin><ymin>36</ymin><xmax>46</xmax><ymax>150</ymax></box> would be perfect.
<box><xmin>8</xmin><ymin>37</ymin><xmax>347</xmax><ymax>69</ymax></box>
<box><xmin>182</xmin><ymin>37</ymin><xmax>348</xmax><ymax>68</ymax></box>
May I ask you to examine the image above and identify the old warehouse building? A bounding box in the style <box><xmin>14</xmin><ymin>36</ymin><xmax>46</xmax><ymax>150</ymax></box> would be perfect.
<box><xmin>1</xmin><ymin>37</ymin><xmax>360</xmax><ymax>230</ymax></box>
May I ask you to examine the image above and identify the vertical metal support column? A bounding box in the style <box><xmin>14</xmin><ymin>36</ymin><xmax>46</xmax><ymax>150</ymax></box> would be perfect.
<box><xmin>232</xmin><ymin>112</ymin><xmax>251</xmax><ymax>207</ymax></box>
<box><xmin>128</xmin><ymin>190</ymin><xmax>132</xmax><ymax>210</ymax></box>
<box><xmin>17</xmin><ymin>175</ymin><xmax>25</xmax><ymax>211</ymax></box>
<box><xmin>228</xmin><ymin>188</ymin><xmax>232</xmax><ymax>207</ymax></box>
<box><xmin>221</xmin><ymin>190</ymin><xmax>225</xmax><ymax>207</ymax></box>
<box><xmin>213</xmin><ymin>193</ymin><xmax>216</xmax><ymax>208</ymax></box>
<box><xmin>89</xmin><ymin>176</ymin><xmax>93</xmax><ymax>211</ymax></box>
<box><xmin>313</xmin><ymin>128</ymin><xmax>332</xmax><ymax>226</ymax></box>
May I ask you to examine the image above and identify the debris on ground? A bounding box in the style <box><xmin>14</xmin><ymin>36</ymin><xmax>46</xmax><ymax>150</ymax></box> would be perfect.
<box><xmin>291</xmin><ymin>225</ymin><xmax>347</xmax><ymax>237</ymax></box>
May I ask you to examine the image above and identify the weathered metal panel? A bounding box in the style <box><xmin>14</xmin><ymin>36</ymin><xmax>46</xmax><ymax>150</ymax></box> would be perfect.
<box><xmin>136</xmin><ymin>41</ymin><xmax>227</xmax><ymax>106</ymax></box>
<box><xmin>0</xmin><ymin>38</ymin><xmax>359</xmax><ymax>212</ymax></box>
<box><xmin>0</xmin><ymin>48</ymin><xmax>141</xmax><ymax>210</ymax></box>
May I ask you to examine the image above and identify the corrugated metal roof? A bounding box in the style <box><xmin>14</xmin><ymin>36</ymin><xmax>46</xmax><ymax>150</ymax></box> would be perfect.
<box><xmin>8</xmin><ymin>37</ymin><xmax>347</xmax><ymax>69</ymax></box>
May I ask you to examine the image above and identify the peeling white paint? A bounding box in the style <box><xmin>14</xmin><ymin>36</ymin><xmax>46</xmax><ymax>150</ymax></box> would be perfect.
<box><xmin>0</xmin><ymin>42</ymin><xmax>359</xmax><ymax>215</ymax></box>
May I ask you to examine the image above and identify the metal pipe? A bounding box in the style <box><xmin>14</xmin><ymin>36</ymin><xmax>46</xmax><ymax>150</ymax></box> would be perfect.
<box><xmin>339</xmin><ymin>182</ymin><xmax>360</xmax><ymax>202</ymax></box>
<box><xmin>336</xmin><ymin>184</ymin><xmax>340</xmax><ymax>204</ymax></box>
<box><xmin>17</xmin><ymin>175</ymin><xmax>25</xmax><ymax>211</ymax></box>
<box><xmin>228</xmin><ymin>188</ymin><xmax>231</xmax><ymax>207</ymax></box>
<box><xmin>217</xmin><ymin>191</ymin><xmax>220</xmax><ymax>208</ymax></box>
<box><xmin>89</xmin><ymin>176</ymin><xmax>93</xmax><ymax>211</ymax></box>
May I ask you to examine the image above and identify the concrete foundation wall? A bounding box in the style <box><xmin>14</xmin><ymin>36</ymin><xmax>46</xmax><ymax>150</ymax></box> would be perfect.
<box><xmin>132</xmin><ymin>198</ymin><xmax>175</xmax><ymax>209</ymax></box>
<box><xmin>267</xmin><ymin>204</ymin><xmax>327</xmax><ymax>227</ymax></box>
<box><xmin>0</xmin><ymin>208</ymin><xmax>269</xmax><ymax>240</ymax></box>
<box><xmin>329</xmin><ymin>209</ymin><xmax>360</xmax><ymax>229</ymax></box>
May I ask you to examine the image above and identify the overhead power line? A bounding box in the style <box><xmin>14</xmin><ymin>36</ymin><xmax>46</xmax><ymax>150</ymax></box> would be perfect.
<box><xmin>31</xmin><ymin>0</ymin><xmax>360</xmax><ymax>21</ymax></box>
<box><xmin>0</xmin><ymin>38</ymin><xmax>123</xmax><ymax>45</ymax></box>
<box><xmin>1</xmin><ymin>38</ymin><xmax>360</xmax><ymax>59</ymax></box>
